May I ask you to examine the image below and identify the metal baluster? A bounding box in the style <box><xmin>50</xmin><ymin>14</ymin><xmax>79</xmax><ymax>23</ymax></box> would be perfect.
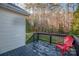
<box><xmin>37</xmin><ymin>33</ymin><xmax>39</xmax><ymax>42</ymax></box>
<box><xmin>49</xmin><ymin>35</ymin><xmax>52</xmax><ymax>45</ymax></box>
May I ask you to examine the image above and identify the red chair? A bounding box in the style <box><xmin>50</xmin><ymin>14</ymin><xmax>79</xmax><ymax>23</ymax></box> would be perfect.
<box><xmin>56</xmin><ymin>36</ymin><xmax>74</xmax><ymax>55</ymax></box>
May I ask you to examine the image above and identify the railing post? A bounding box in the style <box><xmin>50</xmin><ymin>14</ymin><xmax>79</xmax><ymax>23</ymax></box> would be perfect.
<box><xmin>37</xmin><ymin>33</ymin><xmax>39</xmax><ymax>42</ymax></box>
<box><xmin>32</xmin><ymin>33</ymin><xmax>36</xmax><ymax>51</ymax></box>
<box><xmin>49</xmin><ymin>35</ymin><xmax>52</xmax><ymax>45</ymax></box>
<box><xmin>32</xmin><ymin>33</ymin><xmax>35</xmax><ymax>42</ymax></box>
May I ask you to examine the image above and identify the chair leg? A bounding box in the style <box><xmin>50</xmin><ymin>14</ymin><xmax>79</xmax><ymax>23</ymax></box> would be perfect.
<box><xmin>61</xmin><ymin>51</ymin><xmax>64</xmax><ymax>56</ymax></box>
<box><xmin>61</xmin><ymin>50</ymin><xmax>71</xmax><ymax>56</ymax></box>
<box><xmin>61</xmin><ymin>50</ymin><xmax>65</xmax><ymax>56</ymax></box>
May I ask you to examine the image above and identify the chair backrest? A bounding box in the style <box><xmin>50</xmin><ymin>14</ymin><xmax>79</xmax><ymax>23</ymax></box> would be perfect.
<box><xmin>64</xmin><ymin>36</ymin><xmax>74</xmax><ymax>47</ymax></box>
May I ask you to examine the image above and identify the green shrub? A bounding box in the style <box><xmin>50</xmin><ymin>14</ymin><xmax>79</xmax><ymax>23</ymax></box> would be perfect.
<box><xmin>26</xmin><ymin>19</ymin><xmax>33</xmax><ymax>33</ymax></box>
<box><xmin>71</xmin><ymin>5</ymin><xmax>79</xmax><ymax>35</ymax></box>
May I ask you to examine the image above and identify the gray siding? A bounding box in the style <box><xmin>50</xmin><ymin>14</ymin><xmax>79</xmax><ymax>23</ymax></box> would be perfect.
<box><xmin>0</xmin><ymin>8</ymin><xmax>25</xmax><ymax>54</ymax></box>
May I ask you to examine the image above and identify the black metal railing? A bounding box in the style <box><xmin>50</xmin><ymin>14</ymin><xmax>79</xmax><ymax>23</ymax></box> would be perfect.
<box><xmin>33</xmin><ymin>32</ymin><xmax>67</xmax><ymax>44</ymax></box>
<box><xmin>31</xmin><ymin>32</ymin><xmax>66</xmax><ymax>55</ymax></box>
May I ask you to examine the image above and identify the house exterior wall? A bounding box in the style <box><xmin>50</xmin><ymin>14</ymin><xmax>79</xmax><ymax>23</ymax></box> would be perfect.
<box><xmin>0</xmin><ymin>8</ymin><xmax>26</xmax><ymax>54</ymax></box>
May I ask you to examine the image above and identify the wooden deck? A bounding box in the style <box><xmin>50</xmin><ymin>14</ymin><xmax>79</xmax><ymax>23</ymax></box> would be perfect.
<box><xmin>0</xmin><ymin>40</ymin><xmax>76</xmax><ymax>56</ymax></box>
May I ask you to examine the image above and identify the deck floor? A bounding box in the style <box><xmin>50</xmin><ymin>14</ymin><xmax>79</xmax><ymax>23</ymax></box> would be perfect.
<box><xmin>0</xmin><ymin>40</ymin><xmax>76</xmax><ymax>56</ymax></box>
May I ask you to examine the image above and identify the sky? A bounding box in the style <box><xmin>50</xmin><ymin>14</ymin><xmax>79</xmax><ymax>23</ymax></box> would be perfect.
<box><xmin>61</xmin><ymin>3</ymin><xmax>78</xmax><ymax>12</ymax></box>
<box><xmin>23</xmin><ymin>3</ymin><xmax>78</xmax><ymax>14</ymax></box>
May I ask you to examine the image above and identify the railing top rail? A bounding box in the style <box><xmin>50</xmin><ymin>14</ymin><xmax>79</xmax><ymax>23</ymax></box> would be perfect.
<box><xmin>33</xmin><ymin>32</ymin><xmax>67</xmax><ymax>37</ymax></box>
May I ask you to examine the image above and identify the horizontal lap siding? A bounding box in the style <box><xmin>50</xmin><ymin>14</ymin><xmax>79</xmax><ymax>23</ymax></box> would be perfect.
<box><xmin>0</xmin><ymin>8</ymin><xmax>25</xmax><ymax>54</ymax></box>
